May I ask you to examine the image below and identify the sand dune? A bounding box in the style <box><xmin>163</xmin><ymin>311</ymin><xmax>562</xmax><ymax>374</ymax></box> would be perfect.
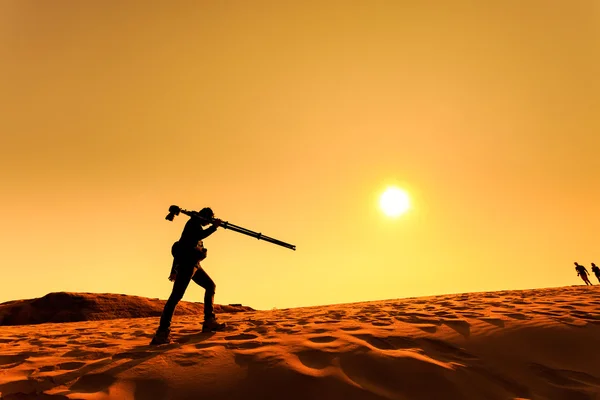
<box><xmin>1</xmin><ymin>285</ymin><xmax>600</xmax><ymax>399</ymax></box>
<box><xmin>0</xmin><ymin>292</ymin><xmax>252</xmax><ymax>326</ymax></box>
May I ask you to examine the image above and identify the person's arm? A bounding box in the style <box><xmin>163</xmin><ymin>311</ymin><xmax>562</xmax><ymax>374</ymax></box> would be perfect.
<box><xmin>199</xmin><ymin>219</ymin><xmax>222</xmax><ymax>240</ymax></box>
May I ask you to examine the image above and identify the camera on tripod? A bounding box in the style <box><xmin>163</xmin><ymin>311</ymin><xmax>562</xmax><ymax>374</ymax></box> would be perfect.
<box><xmin>165</xmin><ymin>205</ymin><xmax>181</xmax><ymax>222</ymax></box>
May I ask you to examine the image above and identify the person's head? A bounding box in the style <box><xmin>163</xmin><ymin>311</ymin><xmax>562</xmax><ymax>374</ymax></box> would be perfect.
<box><xmin>198</xmin><ymin>207</ymin><xmax>215</xmax><ymax>226</ymax></box>
<box><xmin>574</xmin><ymin>262</ymin><xmax>580</xmax><ymax>266</ymax></box>
<box><xmin>593</xmin><ymin>263</ymin><xmax>597</xmax><ymax>267</ymax></box>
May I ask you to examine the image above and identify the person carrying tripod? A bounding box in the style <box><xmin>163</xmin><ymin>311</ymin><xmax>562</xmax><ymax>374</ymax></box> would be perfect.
<box><xmin>151</xmin><ymin>207</ymin><xmax>226</xmax><ymax>345</ymax></box>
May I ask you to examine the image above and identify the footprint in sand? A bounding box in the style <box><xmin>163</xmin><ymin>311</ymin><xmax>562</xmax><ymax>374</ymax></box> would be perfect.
<box><xmin>274</xmin><ymin>328</ymin><xmax>301</xmax><ymax>334</ymax></box>
<box><xmin>57</xmin><ymin>361</ymin><xmax>87</xmax><ymax>370</ymax></box>
<box><xmin>85</xmin><ymin>342</ymin><xmax>117</xmax><ymax>349</ymax></box>
<box><xmin>340</xmin><ymin>326</ymin><xmax>361</xmax><ymax>331</ymax></box>
<box><xmin>225</xmin><ymin>333</ymin><xmax>259</xmax><ymax>341</ymax></box>
<box><xmin>244</xmin><ymin>326</ymin><xmax>270</xmax><ymax>334</ymax></box>
<box><xmin>226</xmin><ymin>341</ymin><xmax>265</xmax><ymax>350</ymax></box>
<box><xmin>294</xmin><ymin>349</ymin><xmax>336</xmax><ymax>369</ymax></box>
<box><xmin>371</xmin><ymin>320</ymin><xmax>394</xmax><ymax>327</ymax></box>
<box><xmin>307</xmin><ymin>335</ymin><xmax>337</xmax><ymax>344</ymax></box>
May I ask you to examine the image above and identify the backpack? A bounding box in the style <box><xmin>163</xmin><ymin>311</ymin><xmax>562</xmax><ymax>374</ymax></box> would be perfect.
<box><xmin>171</xmin><ymin>240</ymin><xmax>207</xmax><ymax>264</ymax></box>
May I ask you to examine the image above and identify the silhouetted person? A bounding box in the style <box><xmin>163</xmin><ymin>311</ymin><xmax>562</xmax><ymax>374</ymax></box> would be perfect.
<box><xmin>151</xmin><ymin>207</ymin><xmax>225</xmax><ymax>345</ymax></box>
<box><xmin>574</xmin><ymin>262</ymin><xmax>593</xmax><ymax>286</ymax></box>
<box><xmin>591</xmin><ymin>263</ymin><xmax>600</xmax><ymax>284</ymax></box>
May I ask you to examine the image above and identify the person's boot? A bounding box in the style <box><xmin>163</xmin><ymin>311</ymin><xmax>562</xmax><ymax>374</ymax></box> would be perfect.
<box><xmin>202</xmin><ymin>318</ymin><xmax>226</xmax><ymax>333</ymax></box>
<box><xmin>150</xmin><ymin>328</ymin><xmax>171</xmax><ymax>345</ymax></box>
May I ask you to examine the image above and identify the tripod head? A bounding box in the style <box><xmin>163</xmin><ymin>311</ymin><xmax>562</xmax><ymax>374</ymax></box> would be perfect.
<box><xmin>165</xmin><ymin>205</ymin><xmax>182</xmax><ymax>221</ymax></box>
<box><xmin>165</xmin><ymin>205</ymin><xmax>214</xmax><ymax>223</ymax></box>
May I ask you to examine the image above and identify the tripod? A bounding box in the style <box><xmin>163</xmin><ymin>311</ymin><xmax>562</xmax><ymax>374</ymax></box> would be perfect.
<box><xmin>165</xmin><ymin>205</ymin><xmax>296</xmax><ymax>251</ymax></box>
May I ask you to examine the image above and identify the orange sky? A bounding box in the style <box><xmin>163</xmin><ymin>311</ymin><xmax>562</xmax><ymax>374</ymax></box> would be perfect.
<box><xmin>1</xmin><ymin>1</ymin><xmax>599</xmax><ymax>310</ymax></box>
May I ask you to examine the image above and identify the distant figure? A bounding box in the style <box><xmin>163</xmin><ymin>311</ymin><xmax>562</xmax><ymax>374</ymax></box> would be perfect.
<box><xmin>591</xmin><ymin>263</ymin><xmax>600</xmax><ymax>284</ymax></box>
<box><xmin>151</xmin><ymin>207</ymin><xmax>226</xmax><ymax>345</ymax></box>
<box><xmin>574</xmin><ymin>262</ymin><xmax>593</xmax><ymax>286</ymax></box>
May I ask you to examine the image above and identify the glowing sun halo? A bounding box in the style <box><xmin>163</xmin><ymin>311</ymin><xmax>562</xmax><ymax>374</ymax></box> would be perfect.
<box><xmin>379</xmin><ymin>186</ymin><xmax>410</xmax><ymax>217</ymax></box>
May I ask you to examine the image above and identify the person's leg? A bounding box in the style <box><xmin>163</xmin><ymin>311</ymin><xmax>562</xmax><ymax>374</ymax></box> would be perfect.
<box><xmin>191</xmin><ymin>265</ymin><xmax>216</xmax><ymax>321</ymax></box>
<box><xmin>158</xmin><ymin>265</ymin><xmax>195</xmax><ymax>332</ymax></box>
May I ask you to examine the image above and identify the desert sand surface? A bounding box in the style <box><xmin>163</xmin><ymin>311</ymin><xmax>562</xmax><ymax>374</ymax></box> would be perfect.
<box><xmin>1</xmin><ymin>285</ymin><xmax>600</xmax><ymax>400</ymax></box>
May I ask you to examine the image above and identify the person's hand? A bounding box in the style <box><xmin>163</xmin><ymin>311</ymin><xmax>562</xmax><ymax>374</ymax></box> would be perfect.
<box><xmin>212</xmin><ymin>218</ymin><xmax>222</xmax><ymax>227</ymax></box>
<box><xmin>168</xmin><ymin>273</ymin><xmax>177</xmax><ymax>282</ymax></box>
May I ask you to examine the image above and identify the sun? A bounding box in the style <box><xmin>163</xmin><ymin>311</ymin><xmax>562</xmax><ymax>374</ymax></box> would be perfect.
<box><xmin>379</xmin><ymin>186</ymin><xmax>410</xmax><ymax>217</ymax></box>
